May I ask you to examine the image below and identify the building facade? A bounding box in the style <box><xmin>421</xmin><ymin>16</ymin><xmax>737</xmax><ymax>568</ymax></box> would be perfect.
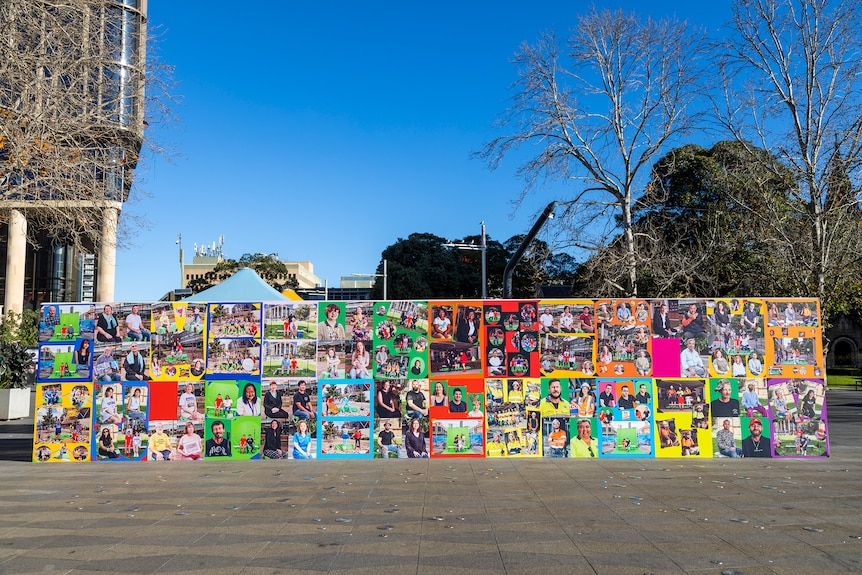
<box><xmin>1</xmin><ymin>0</ymin><xmax>148</xmax><ymax>313</ymax></box>
<box><xmin>182</xmin><ymin>241</ymin><xmax>322</xmax><ymax>292</ymax></box>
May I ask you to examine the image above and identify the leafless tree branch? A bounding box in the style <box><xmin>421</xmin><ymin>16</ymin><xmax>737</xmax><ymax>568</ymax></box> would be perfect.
<box><xmin>476</xmin><ymin>7</ymin><xmax>708</xmax><ymax>296</ymax></box>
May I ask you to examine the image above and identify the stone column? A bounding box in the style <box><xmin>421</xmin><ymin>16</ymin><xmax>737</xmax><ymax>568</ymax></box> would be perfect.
<box><xmin>96</xmin><ymin>206</ymin><xmax>119</xmax><ymax>302</ymax></box>
<box><xmin>4</xmin><ymin>209</ymin><xmax>27</xmax><ymax>315</ymax></box>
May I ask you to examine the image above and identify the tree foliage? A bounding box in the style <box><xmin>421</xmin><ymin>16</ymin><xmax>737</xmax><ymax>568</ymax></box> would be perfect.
<box><xmin>0</xmin><ymin>310</ymin><xmax>39</xmax><ymax>389</ymax></box>
<box><xmin>187</xmin><ymin>253</ymin><xmax>299</xmax><ymax>295</ymax></box>
<box><xmin>371</xmin><ymin>233</ymin><xmax>576</xmax><ymax>300</ymax></box>
<box><xmin>370</xmin><ymin>233</ymin><xmax>487</xmax><ymax>300</ymax></box>
<box><xmin>576</xmin><ymin>141</ymin><xmax>800</xmax><ymax>297</ymax></box>
<box><xmin>0</xmin><ymin>310</ymin><xmax>39</xmax><ymax>349</ymax></box>
<box><xmin>544</xmin><ymin>252</ymin><xmax>580</xmax><ymax>288</ymax></box>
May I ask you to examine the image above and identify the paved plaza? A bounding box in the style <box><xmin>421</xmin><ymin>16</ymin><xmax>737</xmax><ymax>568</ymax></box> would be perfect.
<box><xmin>0</xmin><ymin>390</ymin><xmax>860</xmax><ymax>575</ymax></box>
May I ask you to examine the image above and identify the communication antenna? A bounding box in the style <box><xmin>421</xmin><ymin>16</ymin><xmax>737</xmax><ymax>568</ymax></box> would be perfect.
<box><xmin>177</xmin><ymin>233</ymin><xmax>185</xmax><ymax>288</ymax></box>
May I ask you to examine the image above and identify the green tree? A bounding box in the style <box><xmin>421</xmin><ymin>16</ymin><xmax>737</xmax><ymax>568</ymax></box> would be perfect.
<box><xmin>323</xmin><ymin>421</ymin><xmax>337</xmax><ymax>440</ymax></box>
<box><xmin>370</xmin><ymin>233</ymin><xmax>505</xmax><ymax>299</ymax></box>
<box><xmin>544</xmin><ymin>253</ymin><xmax>580</xmax><ymax>288</ymax></box>
<box><xmin>371</xmin><ymin>232</ymin><xmax>568</xmax><ymax>299</ymax></box>
<box><xmin>207</xmin><ymin>339</ymin><xmax>223</xmax><ymax>358</ymax></box>
<box><xmin>0</xmin><ymin>309</ymin><xmax>38</xmax><ymax>348</ymax></box>
<box><xmin>0</xmin><ymin>310</ymin><xmax>38</xmax><ymax>389</ymax></box>
<box><xmin>817</xmin><ymin>148</ymin><xmax>862</xmax><ymax>316</ymax></box>
<box><xmin>573</xmin><ymin>141</ymin><xmax>800</xmax><ymax>298</ymax></box>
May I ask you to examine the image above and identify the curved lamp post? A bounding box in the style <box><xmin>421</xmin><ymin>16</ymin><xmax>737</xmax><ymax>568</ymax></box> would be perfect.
<box><xmin>502</xmin><ymin>201</ymin><xmax>556</xmax><ymax>299</ymax></box>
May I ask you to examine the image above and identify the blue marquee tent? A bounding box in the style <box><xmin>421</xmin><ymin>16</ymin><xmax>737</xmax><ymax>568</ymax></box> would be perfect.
<box><xmin>180</xmin><ymin>268</ymin><xmax>292</xmax><ymax>302</ymax></box>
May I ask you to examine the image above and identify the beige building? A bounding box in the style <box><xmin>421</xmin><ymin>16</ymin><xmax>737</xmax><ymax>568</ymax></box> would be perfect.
<box><xmin>285</xmin><ymin>261</ymin><xmax>322</xmax><ymax>289</ymax></box>
<box><xmin>182</xmin><ymin>248</ymin><xmax>321</xmax><ymax>291</ymax></box>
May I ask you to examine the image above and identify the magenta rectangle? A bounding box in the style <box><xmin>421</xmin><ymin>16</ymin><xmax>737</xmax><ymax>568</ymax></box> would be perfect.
<box><xmin>652</xmin><ymin>338</ymin><xmax>681</xmax><ymax>377</ymax></box>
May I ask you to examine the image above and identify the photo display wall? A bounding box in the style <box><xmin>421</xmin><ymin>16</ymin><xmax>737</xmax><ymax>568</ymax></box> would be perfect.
<box><xmin>32</xmin><ymin>298</ymin><xmax>829</xmax><ymax>462</ymax></box>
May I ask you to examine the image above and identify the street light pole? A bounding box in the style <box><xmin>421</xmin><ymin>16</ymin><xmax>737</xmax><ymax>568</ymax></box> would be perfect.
<box><xmin>177</xmin><ymin>233</ymin><xmax>184</xmax><ymax>288</ymax></box>
<box><xmin>444</xmin><ymin>222</ymin><xmax>488</xmax><ymax>298</ymax></box>
<box><xmin>353</xmin><ymin>258</ymin><xmax>387</xmax><ymax>300</ymax></box>
<box><xmin>480</xmin><ymin>221</ymin><xmax>487</xmax><ymax>299</ymax></box>
<box><xmin>503</xmin><ymin>201</ymin><xmax>556</xmax><ymax>299</ymax></box>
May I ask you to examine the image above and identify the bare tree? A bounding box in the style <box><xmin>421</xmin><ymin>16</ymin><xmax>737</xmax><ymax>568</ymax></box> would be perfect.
<box><xmin>716</xmin><ymin>0</ymin><xmax>862</xmax><ymax>309</ymax></box>
<box><xmin>477</xmin><ymin>7</ymin><xmax>707</xmax><ymax>297</ymax></box>
<box><xmin>0</xmin><ymin>0</ymin><xmax>173</xmax><ymax>252</ymax></box>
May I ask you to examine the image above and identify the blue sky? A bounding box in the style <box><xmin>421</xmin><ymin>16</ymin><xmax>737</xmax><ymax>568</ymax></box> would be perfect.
<box><xmin>115</xmin><ymin>1</ymin><xmax>731</xmax><ymax>300</ymax></box>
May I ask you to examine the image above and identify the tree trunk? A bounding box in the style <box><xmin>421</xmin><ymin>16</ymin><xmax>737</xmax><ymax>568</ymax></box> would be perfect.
<box><xmin>623</xmin><ymin>194</ymin><xmax>638</xmax><ymax>297</ymax></box>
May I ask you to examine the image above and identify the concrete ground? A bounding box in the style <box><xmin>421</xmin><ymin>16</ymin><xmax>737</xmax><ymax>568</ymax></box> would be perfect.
<box><xmin>0</xmin><ymin>390</ymin><xmax>860</xmax><ymax>575</ymax></box>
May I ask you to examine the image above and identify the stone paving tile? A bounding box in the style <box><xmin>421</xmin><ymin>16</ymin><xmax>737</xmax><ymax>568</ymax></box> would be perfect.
<box><xmin>417</xmin><ymin>550</ymin><xmax>506</xmax><ymax>570</ymax></box>
<box><xmin>328</xmin><ymin>568</ymin><xmax>417</xmax><ymax>575</ymax></box>
<box><xmin>419</xmin><ymin>529</ymin><xmax>499</xmax><ymax>546</ymax></box>
<box><xmin>491</xmin><ymin>527</ymin><xmax>579</xmax><ymax>545</ymax></box>
<box><xmin>239</xmin><ymin>568</ymin><xmax>334</xmax><ymax>575</ymax></box>
<box><xmin>145</xmin><ymin>552</ymin><xmax>256</xmax><ymax>572</ymax></box>
<box><xmin>416</xmin><ymin>568</ymin><xmax>502</xmax><ymax>575</ymax></box>
<box><xmin>502</xmin><ymin>568</ymin><xmax>597</xmax><ymax>575</ymax></box>
<box><xmin>642</xmin><ymin>527</ymin><xmax>746</xmax><ymax>547</ymax></box>
<box><xmin>684</xmin><ymin>568</ymin><xmax>779</xmax><ymax>575</ymax></box>
<box><xmin>276</xmin><ymin>523</ymin><xmax>353</xmax><ymax>537</ymax></box>
<box><xmin>484</xmin><ymin>512</ymin><xmax>560</xmax><ymax>526</ymax></box>
<box><xmin>662</xmin><ymin>546</ymin><xmax>764</xmax><ymax>571</ymax></box>
<box><xmin>163</xmin><ymin>570</ymin><xmax>267</xmax><ymax>575</ymax></box>
<box><xmin>579</xmin><ymin>551</ymin><xmax>683</xmax><ymax>573</ymax></box>
<box><xmin>60</xmin><ymin>569</ymin><xmax>145</xmax><ymax>575</ymax></box>
<box><xmin>495</xmin><ymin>539</ymin><xmax>583</xmax><ymax>556</ymax></box>
<box><xmin>245</xmin><ymin>552</ymin><xmax>335</xmax><ymax>572</ymax></box>
<box><xmin>328</xmin><ymin>551</ymin><xmax>420</xmax><ymax>570</ymax></box>
<box><xmin>564</xmin><ymin>527</ymin><xmax>652</xmax><ymax>545</ymax></box>
<box><xmin>756</xmin><ymin>549</ymin><xmax>862</xmax><ymax>573</ymax></box>
<box><xmin>497</xmin><ymin>551</ymin><xmax>594</xmax><ymax>571</ymax></box>
<box><xmin>0</xmin><ymin>561</ymin><xmax>87</xmax><ymax>575</ymax></box>
<box><xmin>352</xmin><ymin>520</ymin><xmax>426</xmax><ymax>535</ymax></box>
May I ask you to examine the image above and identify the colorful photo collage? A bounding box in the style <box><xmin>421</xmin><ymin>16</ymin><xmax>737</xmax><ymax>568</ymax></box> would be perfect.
<box><xmin>371</xmin><ymin>301</ymin><xmax>430</xmax><ymax>458</ymax></box>
<box><xmin>32</xmin><ymin>298</ymin><xmax>828</xmax><ymax>461</ymax></box>
<box><xmin>261</xmin><ymin>303</ymin><xmax>318</xmax><ymax>459</ymax></box>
